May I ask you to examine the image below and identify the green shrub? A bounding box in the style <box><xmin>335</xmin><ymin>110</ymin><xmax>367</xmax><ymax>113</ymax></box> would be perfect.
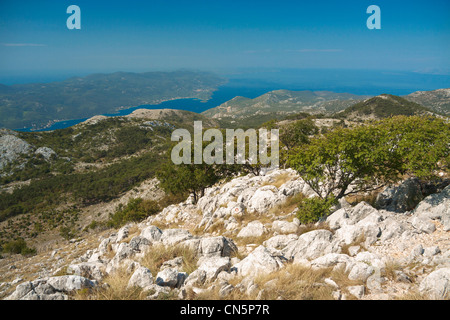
<box><xmin>59</xmin><ymin>226</ymin><xmax>77</xmax><ymax>241</ymax></box>
<box><xmin>289</xmin><ymin>115</ymin><xmax>450</xmax><ymax>201</ymax></box>
<box><xmin>297</xmin><ymin>197</ymin><xmax>337</xmax><ymax>224</ymax></box>
<box><xmin>2</xmin><ymin>238</ymin><xmax>36</xmax><ymax>256</ymax></box>
<box><xmin>107</xmin><ymin>198</ymin><xmax>160</xmax><ymax>229</ymax></box>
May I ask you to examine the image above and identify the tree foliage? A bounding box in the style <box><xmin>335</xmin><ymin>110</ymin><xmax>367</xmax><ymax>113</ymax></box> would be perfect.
<box><xmin>297</xmin><ymin>196</ymin><xmax>337</xmax><ymax>224</ymax></box>
<box><xmin>279</xmin><ymin>118</ymin><xmax>319</xmax><ymax>151</ymax></box>
<box><xmin>157</xmin><ymin>160</ymin><xmax>231</xmax><ymax>204</ymax></box>
<box><xmin>289</xmin><ymin>116</ymin><xmax>449</xmax><ymax>200</ymax></box>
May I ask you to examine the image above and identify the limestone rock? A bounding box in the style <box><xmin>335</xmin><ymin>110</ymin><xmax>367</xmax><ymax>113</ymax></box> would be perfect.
<box><xmin>155</xmin><ymin>268</ymin><xmax>185</xmax><ymax>288</ymax></box>
<box><xmin>196</xmin><ymin>257</ymin><xmax>231</xmax><ymax>282</ymax></box>
<box><xmin>283</xmin><ymin>230</ymin><xmax>337</xmax><ymax>261</ymax></box>
<box><xmin>263</xmin><ymin>234</ymin><xmax>298</xmax><ymax>250</ymax></box>
<box><xmin>375</xmin><ymin>178</ymin><xmax>423</xmax><ymax>213</ymax></box>
<box><xmin>272</xmin><ymin>220</ymin><xmax>298</xmax><ymax>234</ymax></box>
<box><xmin>140</xmin><ymin>225</ymin><xmax>163</xmax><ymax>242</ymax></box>
<box><xmin>348</xmin><ymin>262</ymin><xmax>375</xmax><ymax>282</ymax></box>
<box><xmin>247</xmin><ymin>186</ymin><xmax>282</xmax><ymax>214</ymax></box>
<box><xmin>128</xmin><ymin>267</ymin><xmax>154</xmax><ymax>290</ymax></box>
<box><xmin>237</xmin><ymin>221</ymin><xmax>267</xmax><ymax>238</ymax></box>
<box><xmin>411</xmin><ymin>216</ymin><xmax>436</xmax><ymax>234</ymax></box>
<box><xmin>419</xmin><ymin>268</ymin><xmax>450</xmax><ymax>299</ymax></box>
<box><xmin>234</xmin><ymin>246</ymin><xmax>285</xmax><ymax>277</ymax></box>
<box><xmin>6</xmin><ymin>276</ymin><xmax>97</xmax><ymax>300</ymax></box>
<box><xmin>413</xmin><ymin>185</ymin><xmax>450</xmax><ymax>231</ymax></box>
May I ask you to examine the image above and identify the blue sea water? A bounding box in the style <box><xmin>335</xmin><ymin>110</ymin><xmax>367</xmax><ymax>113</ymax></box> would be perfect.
<box><xmin>13</xmin><ymin>69</ymin><xmax>450</xmax><ymax>132</ymax></box>
<box><xmin>16</xmin><ymin>80</ymin><xmax>282</xmax><ymax>132</ymax></box>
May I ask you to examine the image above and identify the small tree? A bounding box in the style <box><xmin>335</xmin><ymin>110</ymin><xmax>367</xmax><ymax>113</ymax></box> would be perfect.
<box><xmin>157</xmin><ymin>136</ymin><xmax>235</xmax><ymax>204</ymax></box>
<box><xmin>289</xmin><ymin>116</ymin><xmax>449</xmax><ymax>201</ymax></box>
<box><xmin>157</xmin><ymin>161</ymin><xmax>226</xmax><ymax>204</ymax></box>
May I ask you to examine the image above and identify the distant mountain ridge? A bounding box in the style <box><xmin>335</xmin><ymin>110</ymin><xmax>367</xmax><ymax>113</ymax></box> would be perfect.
<box><xmin>0</xmin><ymin>71</ymin><xmax>225</xmax><ymax>130</ymax></box>
<box><xmin>202</xmin><ymin>89</ymin><xmax>370</xmax><ymax>120</ymax></box>
<box><xmin>201</xmin><ymin>88</ymin><xmax>450</xmax><ymax>122</ymax></box>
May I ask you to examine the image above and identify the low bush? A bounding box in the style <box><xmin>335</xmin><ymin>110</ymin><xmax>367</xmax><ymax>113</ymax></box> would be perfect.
<box><xmin>2</xmin><ymin>238</ymin><xmax>36</xmax><ymax>256</ymax></box>
<box><xmin>107</xmin><ymin>198</ymin><xmax>160</xmax><ymax>228</ymax></box>
<box><xmin>297</xmin><ymin>196</ymin><xmax>337</xmax><ymax>224</ymax></box>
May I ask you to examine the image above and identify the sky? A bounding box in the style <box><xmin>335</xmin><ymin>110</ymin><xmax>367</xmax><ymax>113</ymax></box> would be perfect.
<box><xmin>0</xmin><ymin>0</ymin><xmax>449</xmax><ymax>83</ymax></box>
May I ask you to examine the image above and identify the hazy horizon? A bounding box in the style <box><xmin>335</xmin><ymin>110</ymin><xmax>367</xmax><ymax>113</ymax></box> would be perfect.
<box><xmin>1</xmin><ymin>68</ymin><xmax>449</xmax><ymax>98</ymax></box>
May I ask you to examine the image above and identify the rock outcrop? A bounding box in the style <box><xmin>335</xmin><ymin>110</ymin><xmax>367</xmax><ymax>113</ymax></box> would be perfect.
<box><xmin>2</xmin><ymin>169</ymin><xmax>449</xmax><ymax>300</ymax></box>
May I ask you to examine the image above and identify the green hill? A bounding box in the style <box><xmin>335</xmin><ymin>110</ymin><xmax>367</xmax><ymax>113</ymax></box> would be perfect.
<box><xmin>202</xmin><ymin>89</ymin><xmax>369</xmax><ymax>120</ymax></box>
<box><xmin>336</xmin><ymin>94</ymin><xmax>434</xmax><ymax>120</ymax></box>
<box><xmin>0</xmin><ymin>108</ymin><xmax>219</xmax><ymax>244</ymax></box>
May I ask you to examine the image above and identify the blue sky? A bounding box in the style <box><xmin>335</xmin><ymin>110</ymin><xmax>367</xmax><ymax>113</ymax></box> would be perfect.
<box><xmin>0</xmin><ymin>0</ymin><xmax>449</xmax><ymax>82</ymax></box>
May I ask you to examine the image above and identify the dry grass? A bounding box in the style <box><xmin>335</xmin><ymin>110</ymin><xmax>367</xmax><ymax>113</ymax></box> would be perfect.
<box><xmin>103</xmin><ymin>243</ymin><xmax>116</xmax><ymax>260</ymax></box>
<box><xmin>74</xmin><ymin>267</ymin><xmax>146</xmax><ymax>300</ymax></box>
<box><xmin>382</xmin><ymin>260</ymin><xmax>404</xmax><ymax>282</ymax></box>
<box><xmin>253</xmin><ymin>264</ymin><xmax>336</xmax><ymax>300</ymax></box>
<box><xmin>345</xmin><ymin>190</ymin><xmax>381</xmax><ymax>208</ymax></box>
<box><xmin>193</xmin><ymin>263</ymin><xmax>339</xmax><ymax>300</ymax></box>
<box><xmin>261</xmin><ymin>172</ymin><xmax>293</xmax><ymax>189</ymax></box>
<box><xmin>394</xmin><ymin>290</ymin><xmax>432</xmax><ymax>300</ymax></box>
<box><xmin>329</xmin><ymin>269</ymin><xmax>364</xmax><ymax>289</ymax></box>
<box><xmin>235</xmin><ymin>234</ymin><xmax>273</xmax><ymax>248</ymax></box>
<box><xmin>149</xmin><ymin>219</ymin><xmax>169</xmax><ymax>230</ymax></box>
<box><xmin>139</xmin><ymin>244</ymin><xmax>198</xmax><ymax>277</ymax></box>
<box><xmin>235</xmin><ymin>209</ymin><xmax>273</xmax><ymax>226</ymax></box>
<box><xmin>297</xmin><ymin>222</ymin><xmax>334</xmax><ymax>236</ymax></box>
<box><xmin>121</xmin><ymin>224</ymin><xmax>141</xmax><ymax>243</ymax></box>
<box><xmin>340</xmin><ymin>233</ymin><xmax>367</xmax><ymax>255</ymax></box>
<box><xmin>268</xmin><ymin>193</ymin><xmax>305</xmax><ymax>218</ymax></box>
<box><xmin>206</xmin><ymin>219</ymin><xmax>226</xmax><ymax>235</ymax></box>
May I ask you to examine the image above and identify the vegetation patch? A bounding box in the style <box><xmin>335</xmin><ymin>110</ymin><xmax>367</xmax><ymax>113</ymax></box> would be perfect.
<box><xmin>296</xmin><ymin>197</ymin><xmax>337</xmax><ymax>224</ymax></box>
<box><xmin>107</xmin><ymin>198</ymin><xmax>160</xmax><ymax>229</ymax></box>
<box><xmin>1</xmin><ymin>238</ymin><xmax>36</xmax><ymax>256</ymax></box>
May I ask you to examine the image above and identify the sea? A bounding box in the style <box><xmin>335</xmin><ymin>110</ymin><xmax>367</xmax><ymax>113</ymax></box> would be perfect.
<box><xmin>11</xmin><ymin>69</ymin><xmax>450</xmax><ymax>132</ymax></box>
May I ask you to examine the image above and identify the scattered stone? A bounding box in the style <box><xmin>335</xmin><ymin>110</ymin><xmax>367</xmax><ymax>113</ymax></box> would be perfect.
<box><xmin>411</xmin><ymin>216</ymin><xmax>436</xmax><ymax>234</ymax></box>
<box><xmin>283</xmin><ymin>229</ymin><xmax>337</xmax><ymax>261</ymax></box>
<box><xmin>6</xmin><ymin>276</ymin><xmax>97</xmax><ymax>300</ymax></box>
<box><xmin>272</xmin><ymin>220</ymin><xmax>298</xmax><ymax>234</ymax></box>
<box><xmin>347</xmin><ymin>246</ymin><xmax>361</xmax><ymax>257</ymax></box>
<box><xmin>348</xmin><ymin>262</ymin><xmax>375</xmax><ymax>282</ymax></box>
<box><xmin>196</xmin><ymin>257</ymin><xmax>231</xmax><ymax>282</ymax></box>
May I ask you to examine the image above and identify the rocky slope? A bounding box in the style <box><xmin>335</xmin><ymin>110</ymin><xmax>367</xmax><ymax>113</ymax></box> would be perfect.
<box><xmin>1</xmin><ymin>168</ymin><xmax>449</xmax><ymax>300</ymax></box>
